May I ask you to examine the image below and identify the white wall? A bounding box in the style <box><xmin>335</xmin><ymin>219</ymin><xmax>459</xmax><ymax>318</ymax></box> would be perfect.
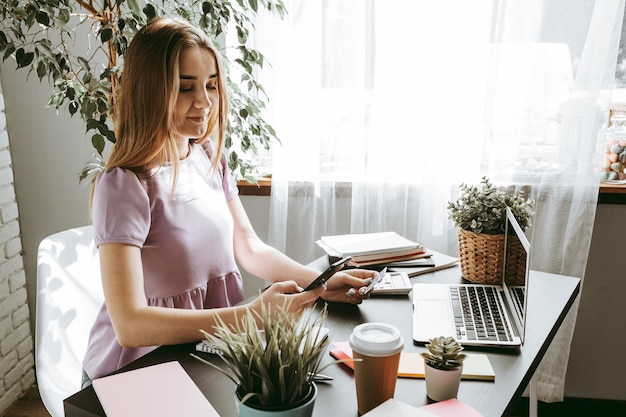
<box><xmin>565</xmin><ymin>203</ymin><xmax>626</xmax><ymax>400</ymax></box>
<box><xmin>0</xmin><ymin>63</ymin><xmax>94</xmax><ymax>334</ymax></box>
<box><xmin>0</xmin><ymin>75</ymin><xmax>36</xmax><ymax>416</ymax></box>
<box><xmin>2</xmin><ymin>59</ymin><xmax>625</xmax><ymax>402</ymax></box>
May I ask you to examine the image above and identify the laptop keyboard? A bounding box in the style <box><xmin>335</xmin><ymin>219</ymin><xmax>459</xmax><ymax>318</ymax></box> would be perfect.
<box><xmin>509</xmin><ymin>286</ymin><xmax>525</xmax><ymax>317</ymax></box>
<box><xmin>450</xmin><ymin>286</ymin><xmax>513</xmax><ymax>342</ymax></box>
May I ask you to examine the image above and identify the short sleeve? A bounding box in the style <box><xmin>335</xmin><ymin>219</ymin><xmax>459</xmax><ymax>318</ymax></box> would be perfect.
<box><xmin>92</xmin><ymin>168</ymin><xmax>151</xmax><ymax>248</ymax></box>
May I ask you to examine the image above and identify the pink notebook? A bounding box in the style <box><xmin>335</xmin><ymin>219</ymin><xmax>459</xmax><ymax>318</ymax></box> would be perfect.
<box><xmin>92</xmin><ymin>361</ymin><xmax>219</xmax><ymax>417</ymax></box>
<box><xmin>420</xmin><ymin>398</ymin><xmax>484</xmax><ymax>417</ymax></box>
<box><xmin>362</xmin><ymin>398</ymin><xmax>483</xmax><ymax>417</ymax></box>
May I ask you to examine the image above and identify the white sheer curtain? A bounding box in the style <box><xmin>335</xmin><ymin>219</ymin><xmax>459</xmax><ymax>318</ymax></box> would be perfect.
<box><xmin>255</xmin><ymin>0</ymin><xmax>624</xmax><ymax>402</ymax></box>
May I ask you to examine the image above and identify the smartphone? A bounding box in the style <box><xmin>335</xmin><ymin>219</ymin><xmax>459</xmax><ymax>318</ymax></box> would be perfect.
<box><xmin>303</xmin><ymin>256</ymin><xmax>352</xmax><ymax>291</ymax></box>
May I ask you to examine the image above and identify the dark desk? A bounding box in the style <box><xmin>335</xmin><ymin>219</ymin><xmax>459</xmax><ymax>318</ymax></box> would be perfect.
<box><xmin>65</xmin><ymin>265</ymin><xmax>579</xmax><ymax>417</ymax></box>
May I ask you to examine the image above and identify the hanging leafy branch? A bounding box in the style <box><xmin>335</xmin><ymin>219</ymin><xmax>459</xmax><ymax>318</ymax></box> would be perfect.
<box><xmin>0</xmin><ymin>0</ymin><xmax>285</xmax><ymax>183</ymax></box>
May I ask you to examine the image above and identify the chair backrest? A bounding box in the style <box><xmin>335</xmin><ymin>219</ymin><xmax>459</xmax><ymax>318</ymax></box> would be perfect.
<box><xmin>35</xmin><ymin>225</ymin><xmax>103</xmax><ymax>417</ymax></box>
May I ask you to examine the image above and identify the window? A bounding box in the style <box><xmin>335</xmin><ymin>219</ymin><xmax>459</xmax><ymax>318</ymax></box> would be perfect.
<box><xmin>253</xmin><ymin>2</ymin><xmax>622</xmax><ymax>184</ymax></box>
<box><xmin>615</xmin><ymin>9</ymin><xmax>626</xmax><ymax>87</ymax></box>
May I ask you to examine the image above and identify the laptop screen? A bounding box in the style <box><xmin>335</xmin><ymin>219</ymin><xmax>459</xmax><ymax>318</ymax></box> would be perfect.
<box><xmin>502</xmin><ymin>207</ymin><xmax>531</xmax><ymax>344</ymax></box>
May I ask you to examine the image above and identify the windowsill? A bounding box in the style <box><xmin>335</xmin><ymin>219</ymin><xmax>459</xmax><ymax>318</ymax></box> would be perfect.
<box><xmin>599</xmin><ymin>183</ymin><xmax>626</xmax><ymax>193</ymax></box>
<box><xmin>240</xmin><ymin>178</ymin><xmax>626</xmax><ymax>205</ymax></box>
<box><xmin>237</xmin><ymin>178</ymin><xmax>272</xmax><ymax>197</ymax></box>
<box><xmin>598</xmin><ymin>182</ymin><xmax>626</xmax><ymax>204</ymax></box>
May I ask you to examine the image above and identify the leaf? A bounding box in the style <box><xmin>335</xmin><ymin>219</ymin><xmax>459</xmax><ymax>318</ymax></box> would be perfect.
<box><xmin>247</xmin><ymin>0</ymin><xmax>259</xmax><ymax>12</ymax></box>
<box><xmin>3</xmin><ymin>46</ymin><xmax>16</xmax><ymax>61</ymax></box>
<box><xmin>143</xmin><ymin>3</ymin><xmax>157</xmax><ymax>20</ymax></box>
<box><xmin>15</xmin><ymin>48</ymin><xmax>34</xmax><ymax>68</ymax></box>
<box><xmin>77</xmin><ymin>57</ymin><xmax>90</xmax><ymax>72</ymax></box>
<box><xmin>236</xmin><ymin>26</ymin><xmax>248</xmax><ymax>44</ymax></box>
<box><xmin>36</xmin><ymin>60</ymin><xmax>46</xmax><ymax>80</ymax></box>
<box><xmin>100</xmin><ymin>27</ymin><xmax>113</xmax><ymax>43</ymax></box>
<box><xmin>79</xmin><ymin>155</ymin><xmax>105</xmax><ymax>183</ymax></box>
<box><xmin>127</xmin><ymin>0</ymin><xmax>144</xmax><ymax>19</ymax></box>
<box><xmin>25</xmin><ymin>8</ymin><xmax>36</xmax><ymax>28</ymax></box>
<box><xmin>57</xmin><ymin>8</ymin><xmax>70</xmax><ymax>26</ymax></box>
<box><xmin>68</xmin><ymin>101</ymin><xmax>79</xmax><ymax>116</ymax></box>
<box><xmin>84</xmin><ymin>101</ymin><xmax>97</xmax><ymax>117</ymax></box>
<box><xmin>91</xmin><ymin>134</ymin><xmax>105</xmax><ymax>155</ymax></box>
<box><xmin>86</xmin><ymin>119</ymin><xmax>100</xmax><ymax>133</ymax></box>
<box><xmin>35</xmin><ymin>10</ymin><xmax>50</xmax><ymax>26</ymax></box>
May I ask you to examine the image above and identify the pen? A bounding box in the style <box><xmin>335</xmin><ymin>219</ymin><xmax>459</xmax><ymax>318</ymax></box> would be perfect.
<box><xmin>309</xmin><ymin>372</ymin><xmax>334</xmax><ymax>382</ymax></box>
<box><xmin>358</xmin><ymin>267</ymin><xmax>387</xmax><ymax>295</ymax></box>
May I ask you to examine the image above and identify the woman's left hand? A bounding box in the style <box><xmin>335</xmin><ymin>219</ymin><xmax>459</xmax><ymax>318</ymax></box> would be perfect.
<box><xmin>311</xmin><ymin>269</ymin><xmax>379</xmax><ymax>304</ymax></box>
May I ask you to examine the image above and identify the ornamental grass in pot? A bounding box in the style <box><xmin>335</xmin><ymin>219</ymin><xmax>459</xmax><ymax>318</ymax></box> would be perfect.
<box><xmin>421</xmin><ymin>336</ymin><xmax>467</xmax><ymax>402</ymax></box>
<box><xmin>447</xmin><ymin>177</ymin><xmax>534</xmax><ymax>284</ymax></box>
<box><xmin>192</xmin><ymin>303</ymin><xmax>330</xmax><ymax>417</ymax></box>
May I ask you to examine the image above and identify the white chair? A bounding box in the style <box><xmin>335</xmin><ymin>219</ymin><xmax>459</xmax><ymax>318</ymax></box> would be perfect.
<box><xmin>35</xmin><ymin>225</ymin><xmax>103</xmax><ymax>417</ymax></box>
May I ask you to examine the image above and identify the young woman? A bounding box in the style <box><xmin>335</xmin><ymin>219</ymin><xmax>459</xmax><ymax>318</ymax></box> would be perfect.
<box><xmin>82</xmin><ymin>17</ymin><xmax>376</xmax><ymax>382</ymax></box>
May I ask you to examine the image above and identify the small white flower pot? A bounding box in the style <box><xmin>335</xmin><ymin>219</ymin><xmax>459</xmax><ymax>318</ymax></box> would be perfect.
<box><xmin>424</xmin><ymin>365</ymin><xmax>463</xmax><ymax>402</ymax></box>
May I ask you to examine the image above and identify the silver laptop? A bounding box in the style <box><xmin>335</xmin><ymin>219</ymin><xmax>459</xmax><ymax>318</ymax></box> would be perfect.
<box><xmin>412</xmin><ymin>207</ymin><xmax>530</xmax><ymax>348</ymax></box>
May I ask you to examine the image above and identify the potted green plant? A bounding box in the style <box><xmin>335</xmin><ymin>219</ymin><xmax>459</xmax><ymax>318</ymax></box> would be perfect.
<box><xmin>0</xmin><ymin>0</ymin><xmax>285</xmax><ymax>183</ymax></box>
<box><xmin>447</xmin><ymin>176</ymin><xmax>534</xmax><ymax>284</ymax></box>
<box><xmin>421</xmin><ymin>336</ymin><xmax>467</xmax><ymax>402</ymax></box>
<box><xmin>192</xmin><ymin>303</ymin><xmax>330</xmax><ymax>417</ymax></box>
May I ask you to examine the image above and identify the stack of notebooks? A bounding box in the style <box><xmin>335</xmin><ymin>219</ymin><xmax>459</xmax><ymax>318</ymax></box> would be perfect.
<box><xmin>316</xmin><ymin>231</ymin><xmax>427</xmax><ymax>267</ymax></box>
<box><xmin>317</xmin><ymin>231</ymin><xmax>459</xmax><ymax>276</ymax></box>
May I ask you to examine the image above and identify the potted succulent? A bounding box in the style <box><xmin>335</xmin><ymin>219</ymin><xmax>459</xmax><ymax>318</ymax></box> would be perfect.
<box><xmin>421</xmin><ymin>336</ymin><xmax>467</xmax><ymax>402</ymax></box>
<box><xmin>192</xmin><ymin>303</ymin><xmax>330</xmax><ymax>417</ymax></box>
<box><xmin>447</xmin><ymin>176</ymin><xmax>534</xmax><ymax>284</ymax></box>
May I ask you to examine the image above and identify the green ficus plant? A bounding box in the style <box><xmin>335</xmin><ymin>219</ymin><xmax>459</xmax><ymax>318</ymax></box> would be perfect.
<box><xmin>447</xmin><ymin>176</ymin><xmax>535</xmax><ymax>235</ymax></box>
<box><xmin>0</xmin><ymin>0</ymin><xmax>285</xmax><ymax>183</ymax></box>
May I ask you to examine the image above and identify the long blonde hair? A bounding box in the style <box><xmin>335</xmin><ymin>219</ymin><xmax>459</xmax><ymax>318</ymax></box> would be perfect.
<box><xmin>94</xmin><ymin>17</ymin><xmax>228</xmax><ymax>196</ymax></box>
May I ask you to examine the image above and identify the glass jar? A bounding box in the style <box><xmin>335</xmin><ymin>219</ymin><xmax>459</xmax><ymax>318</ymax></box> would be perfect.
<box><xmin>601</xmin><ymin>112</ymin><xmax>626</xmax><ymax>182</ymax></box>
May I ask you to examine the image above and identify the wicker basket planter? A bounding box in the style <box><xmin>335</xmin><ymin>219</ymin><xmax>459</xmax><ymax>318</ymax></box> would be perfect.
<box><xmin>457</xmin><ymin>228</ymin><xmax>526</xmax><ymax>285</ymax></box>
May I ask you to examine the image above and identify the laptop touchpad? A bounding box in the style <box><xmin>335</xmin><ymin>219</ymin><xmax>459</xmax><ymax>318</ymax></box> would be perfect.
<box><xmin>413</xmin><ymin>299</ymin><xmax>454</xmax><ymax>340</ymax></box>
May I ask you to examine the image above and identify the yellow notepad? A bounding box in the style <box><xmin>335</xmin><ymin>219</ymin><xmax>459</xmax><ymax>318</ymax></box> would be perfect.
<box><xmin>398</xmin><ymin>351</ymin><xmax>495</xmax><ymax>381</ymax></box>
<box><xmin>330</xmin><ymin>342</ymin><xmax>495</xmax><ymax>381</ymax></box>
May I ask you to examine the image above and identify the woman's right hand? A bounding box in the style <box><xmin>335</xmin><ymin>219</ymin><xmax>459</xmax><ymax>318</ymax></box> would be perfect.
<box><xmin>252</xmin><ymin>281</ymin><xmax>319</xmax><ymax>316</ymax></box>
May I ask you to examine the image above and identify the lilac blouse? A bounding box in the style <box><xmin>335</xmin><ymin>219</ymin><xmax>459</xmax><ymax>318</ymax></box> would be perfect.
<box><xmin>83</xmin><ymin>142</ymin><xmax>245</xmax><ymax>380</ymax></box>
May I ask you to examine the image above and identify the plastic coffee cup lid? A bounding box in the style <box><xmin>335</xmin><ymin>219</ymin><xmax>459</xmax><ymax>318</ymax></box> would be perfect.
<box><xmin>349</xmin><ymin>322</ymin><xmax>404</xmax><ymax>357</ymax></box>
